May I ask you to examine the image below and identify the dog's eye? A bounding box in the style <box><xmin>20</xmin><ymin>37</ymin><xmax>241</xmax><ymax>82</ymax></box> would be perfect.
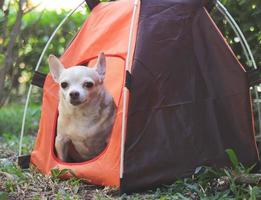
<box><xmin>83</xmin><ymin>82</ymin><xmax>94</xmax><ymax>89</ymax></box>
<box><xmin>61</xmin><ymin>82</ymin><xmax>68</xmax><ymax>89</ymax></box>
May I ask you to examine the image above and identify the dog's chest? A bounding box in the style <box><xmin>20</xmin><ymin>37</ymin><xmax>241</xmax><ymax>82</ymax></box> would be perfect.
<box><xmin>58</xmin><ymin>111</ymin><xmax>100</xmax><ymax>140</ymax></box>
<box><xmin>56</xmin><ymin>94</ymin><xmax>116</xmax><ymax>160</ymax></box>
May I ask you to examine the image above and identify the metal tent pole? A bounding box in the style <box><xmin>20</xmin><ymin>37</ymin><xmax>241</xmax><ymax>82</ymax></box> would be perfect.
<box><xmin>216</xmin><ymin>1</ymin><xmax>261</xmax><ymax>139</ymax></box>
<box><xmin>18</xmin><ymin>0</ymin><xmax>85</xmax><ymax>157</ymax></box>
<box><xmin>120</xmin><ymin>0</ymin><xmax>139</xmax><ymax>179</ymax></box>
<box><xmin>216</xmin><ymin>1</ymin><xmax>256</xmax><ymax>68</ymax></box>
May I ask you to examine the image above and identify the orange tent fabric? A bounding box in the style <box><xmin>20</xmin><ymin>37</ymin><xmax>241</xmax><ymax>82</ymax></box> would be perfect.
<box><xmin>31</xmin><ymin>0</ymin><xmax>140</xmax><ymax>187</ymax></box>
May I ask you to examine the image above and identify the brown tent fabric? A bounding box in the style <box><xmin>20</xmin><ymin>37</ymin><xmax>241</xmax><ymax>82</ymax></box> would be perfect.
<box><xmin>121</xmin><ymin>0</ymin><xmax>259</xmax><ymax>193</ymax></box>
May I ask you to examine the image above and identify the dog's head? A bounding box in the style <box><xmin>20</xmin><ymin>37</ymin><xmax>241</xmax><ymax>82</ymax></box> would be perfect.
<box><xmin>48</xmin><ymin>53</ymin><xmax>106</xmax><ymax>106</ymax></box>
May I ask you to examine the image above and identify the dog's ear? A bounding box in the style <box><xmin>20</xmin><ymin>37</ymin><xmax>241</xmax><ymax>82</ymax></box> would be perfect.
<box><xmin>95</xmin><ymin>52</ymin><xmax>106</xmax><ymax>81</ymax></box>
<box><xmin>48</xmin><ymin>55</ymin><xmax>64</xmax><ymax>83</ymax></box>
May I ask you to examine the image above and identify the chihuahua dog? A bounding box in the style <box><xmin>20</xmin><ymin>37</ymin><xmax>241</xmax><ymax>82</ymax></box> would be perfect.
<box><xmin>48</xmin><ymin>53</ymin><xmax>116</xmax><ymax>162</ymax></box>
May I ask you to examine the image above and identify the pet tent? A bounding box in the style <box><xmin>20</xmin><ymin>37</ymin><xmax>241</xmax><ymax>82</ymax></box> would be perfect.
<box><xmin>19</xmin><ymin>0</ymin><xmax>261</xmax><ymax>194</ymax></box>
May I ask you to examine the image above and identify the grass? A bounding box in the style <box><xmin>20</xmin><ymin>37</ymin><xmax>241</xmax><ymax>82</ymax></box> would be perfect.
<box><xmin>1</xmin><ymin>104</ymin><xmax>261</xmax><ymax>199</ymax></box>
<box><xmin>0</xmin><ymin>104</ymin><xmax>40</xmax><ymax>136</ymax></box>
<box><xmin>1</xmin><ymin>135</ymin><xmax>261</xmax><ymax>200</ymax></box>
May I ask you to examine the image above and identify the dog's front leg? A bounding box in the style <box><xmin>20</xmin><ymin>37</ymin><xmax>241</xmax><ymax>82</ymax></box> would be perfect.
<box><xmin>72</xmin><ymin>141</ymin><xmax>92</xmax><ymax>161</ymax></box>
<box><xmin>55</xmin><ymin>135</ymin><xmax>70</xmax><ymax>162</ymax></box>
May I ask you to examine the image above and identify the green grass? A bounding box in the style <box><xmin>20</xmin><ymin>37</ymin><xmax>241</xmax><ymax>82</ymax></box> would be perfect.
<box><xmin>0</xmin><ymin>104</ymin><xmax>41</xmax><ymax>136</ymax></box>
<box><xmin>1</xmin><ymin>133</ymin><xmax>261</xmax><ymax>199</ymax></box>
<box><xmin>1</xmin><ymin>160</ymin><xmax>261</xmax><ymax>199</ymax></box>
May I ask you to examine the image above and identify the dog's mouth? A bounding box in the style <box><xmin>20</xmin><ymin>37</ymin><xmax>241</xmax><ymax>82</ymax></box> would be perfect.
<box><xmin>70</xmin><ymin>99</ymin><xmax>82</xmax><ymax>106</ymax></box>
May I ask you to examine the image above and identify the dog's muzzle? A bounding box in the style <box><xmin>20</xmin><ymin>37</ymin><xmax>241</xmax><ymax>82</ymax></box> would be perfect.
<box><xmin>69</xmin><ymin>91</ymin><xmax>82</xmax><ymax>106</ymax></box>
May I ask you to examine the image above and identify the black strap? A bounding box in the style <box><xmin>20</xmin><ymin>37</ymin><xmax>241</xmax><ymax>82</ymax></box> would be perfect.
<box><xmin>125</xmin><ymin>70</ymin><xmax>132</xmax><ymax>91</ymax></box>
<box><xmin>85</xmin><ymin>0</ymin><xmax>100</xmax><ymax>10</ymax></box>
<box><xmin>31</xmin><ymin>71</ymin><xmax>47</xmax><ymax>88</ymax></box>
<box><xmin>18</xmin><ymin>155</ymin><xmax>31</xmax><ymax>169</ymax></box>
<box><xmin>247</xmin><ymin>68</ymin><xmax>261</xmax><ymax>87</ymax></box>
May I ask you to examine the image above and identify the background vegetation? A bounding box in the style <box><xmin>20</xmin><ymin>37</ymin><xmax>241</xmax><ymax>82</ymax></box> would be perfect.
<box><xmin>0</xmin><ymin>0</ymin><xmax>261</xmax><ymax>199</ymax></box>
<box><xmin>0</xmin><ymin>0</ymin><xmax>261</xmax><ymax>108</ymax></box>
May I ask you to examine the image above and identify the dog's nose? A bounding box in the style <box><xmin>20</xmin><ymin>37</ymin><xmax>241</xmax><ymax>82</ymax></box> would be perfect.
<box><xmin>70</xmin><ymin>91</ymin><xmax>80</xmax><ymax>99</ymax></box>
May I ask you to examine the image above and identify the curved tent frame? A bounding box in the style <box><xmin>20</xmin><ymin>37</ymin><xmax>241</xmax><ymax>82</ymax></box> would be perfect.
<box><xmin>18</xmin><ymin>0</ymin><xmax>85</xmax><ymax>156</ymax></box>
<box><xmin>216</xmin><ymin>2</ymin><xmax>261</xmax><ymax>140</ymax></box>
<box><xmin>19</xmin><ymin>0</ymin><xmax>261</xmax><ymax>163</ymax></box>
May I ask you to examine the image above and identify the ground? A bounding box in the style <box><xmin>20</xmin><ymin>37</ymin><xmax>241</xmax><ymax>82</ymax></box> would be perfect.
<box><xmin>1</xmin><ymin>135</ymin><xmax>261</xmax><ymax>200</ymax></box>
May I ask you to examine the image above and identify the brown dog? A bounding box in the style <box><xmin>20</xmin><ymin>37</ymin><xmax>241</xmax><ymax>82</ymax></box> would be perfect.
<box><xmin>48</xmin><ymin>53</ymin><xmax>116</xmax><ymax>162</ymax></box>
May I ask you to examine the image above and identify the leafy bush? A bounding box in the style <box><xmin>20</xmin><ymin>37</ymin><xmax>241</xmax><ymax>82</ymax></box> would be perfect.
<box><xmin>1</xmin><ymin>6</ymin><xmax>88</xmax><ymax>105</ymax></box>
<box><xmin>0</xmin><ymin>104</ymin><xmax>40</xmax><ymax>136</ymax></box>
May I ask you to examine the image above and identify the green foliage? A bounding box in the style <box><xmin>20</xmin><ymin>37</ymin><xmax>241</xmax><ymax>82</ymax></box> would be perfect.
<box><xmin>1</xmin><ymin>6</ymin><xmax>88</xmax><ymax>105</ymax></box>
<box><xmin>226</xmin><ymin>149</ymin><xmax>240</xmax><ymax>171</ymax></box>
<box><xmin>19</xmin><ymin>9</ymin><xmax>87</xmax><ymax>74</ymax></box>
<box><xmin>0</xmin><ymin>104</ymin><xmax>40</xmax><ymax>136</ymax></box>
<box><xmin>0</xmin><ymin>0</ymin><xmax>259</xmax><ymax>106</ymax></box>
<box><xmin>51</xmin><ymin>168</ymin><xmax>70</xmax><ymax>181</ymax></box>
<box><xmin>225</xmin><ymin>148</ymin><xmax>257</xmax><ymax>175</ymax></box>
<box><xmin>213</xmin><ymin>0</ymin><xmax>261</xmax><ymax>69</ymax></box>
<box><xmin>0</xmin><ymin>192</ymin><xmax>8</xmax><ymax>200</ymax></box>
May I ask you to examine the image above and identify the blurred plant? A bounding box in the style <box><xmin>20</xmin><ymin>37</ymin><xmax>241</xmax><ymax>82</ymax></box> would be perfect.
<box><xmin>0</xmin><ymin>0</ymin><xmax>34</xmax><ymax>106</ymax></box>
<box><xmin>213</xmin><ymin>0</ymin><xmax>261</xmax><ymax>70</ymax></box>
<box><xmin>51</xmin><ymin>168</ymin><xmax>70</xmax><ymax>181</ymax></box>
<box><xmin>0</xmin><ymin>104</ymin><xmax>40</xmax><ymax>135</ymax></box>
<box><xmin>0</xmin><ymin>0</ymin><xmax>260</xmax><ymax>107</ymax></box>
<box><xmin>0</xmin><ymin>0</ymin><xmax>88</xmax><ymax>106</ymax></box>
